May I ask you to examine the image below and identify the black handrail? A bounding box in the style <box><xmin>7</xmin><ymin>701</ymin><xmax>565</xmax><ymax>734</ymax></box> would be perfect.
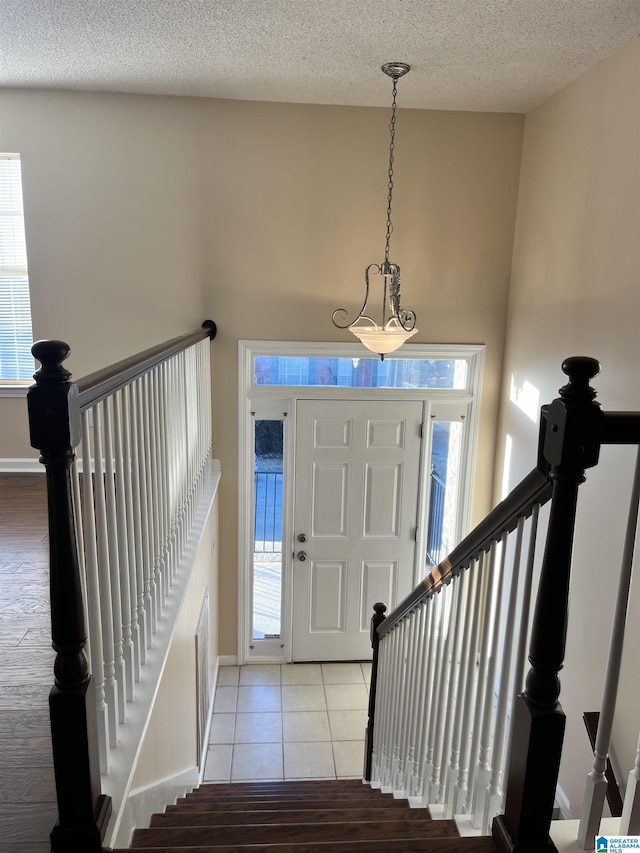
<box><xmin>76</xmin><ymin>319</ymin><xmax>216</xmax><ymax>410</ymax></box>
<box><xmin>378</xmin><ymin>465</ymin><xmax>552</xmax><ymax>638</ymax></box>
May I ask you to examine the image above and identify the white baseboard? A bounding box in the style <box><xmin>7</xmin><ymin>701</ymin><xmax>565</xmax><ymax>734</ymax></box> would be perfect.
<box><xmin>112</xmin><ymin>766</ymin><xmax>200</xmax><ymax>848</ymax></box>
<box><xmin>0</xmin><ymin>457</ymin><xmax>124</xmax><ymax>474</ymax></box>
<box><xmin>0</xmin><ymin>458</ymin><xmax>42</xmax><ymax>472</ymax></box>
<box><xmin>555</xmin><ymin>783</ymin><xmax>572</xmax><ymax>820</ymax></box>
<box><xmin>219</xmin><ymin>655</ymin><xmax>239</xmax><ymax>666</ymax></box>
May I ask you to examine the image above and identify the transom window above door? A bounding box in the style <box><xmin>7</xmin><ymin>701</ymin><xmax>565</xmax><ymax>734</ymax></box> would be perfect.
<box><xmin>245</xmin><ymin>341</ymin><xmax>483</xmax><ymax>396</ymax></box>
<box><xmin>254</xmin><ymin>355</ymin><xmax>469</xmax><ymax>390</ymax></box>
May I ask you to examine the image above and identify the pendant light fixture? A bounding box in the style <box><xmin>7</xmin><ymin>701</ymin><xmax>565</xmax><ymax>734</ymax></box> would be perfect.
<box><xmin>332</xmin><ymin>62</ymin><xmax>417</xmax><ymax>360</ymax></box>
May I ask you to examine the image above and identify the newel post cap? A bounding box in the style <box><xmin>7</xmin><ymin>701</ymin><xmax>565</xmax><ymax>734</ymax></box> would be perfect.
<box><xmin>28</xmin><ymin>340</ymin><xmax>81</xmax><ymax>452</ymax></box>
<box><xmin>543</xmin><ymin>355</ymin><xmax>603</xmax><ymax>471</ymax></box>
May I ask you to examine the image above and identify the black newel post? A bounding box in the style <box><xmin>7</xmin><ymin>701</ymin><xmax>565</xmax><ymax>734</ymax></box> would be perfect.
<box><xmin>364</xmin><ymin>602</ymin><xmax>387</xmax><ymax>781</ymax></box>
<box><xmin>28</xmin><ymin>341</ymin><xmax>111</xmax><ymax>853</ymax></box>
<box><xmin>493</xmin><ymin>357</ymin><xmax>603</xmax><ymax>853</ymax></box>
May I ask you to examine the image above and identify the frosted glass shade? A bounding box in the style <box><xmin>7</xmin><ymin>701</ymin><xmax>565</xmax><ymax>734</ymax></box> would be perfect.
<box><xmin>349</xmin><ymin>320</ymin><xmax>418</xmax><ymax>356</ymax></box>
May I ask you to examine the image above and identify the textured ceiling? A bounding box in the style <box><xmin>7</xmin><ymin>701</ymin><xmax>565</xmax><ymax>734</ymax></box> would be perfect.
<box><xmin>2</xmin><ymin>0</ymin><xmax>640</xmax><ymax>112</ymax></box>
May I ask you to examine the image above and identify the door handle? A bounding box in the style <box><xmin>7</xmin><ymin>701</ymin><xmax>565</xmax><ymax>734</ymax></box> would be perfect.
<box><xmin>297</xmin><ymin>551</ymin><xmax>307</xmax><ymax>561</ymax></box>
<box><xmin>297</xmin><ymin>533</ymin><xmax>307</xmax><ymax>542</ymax></box>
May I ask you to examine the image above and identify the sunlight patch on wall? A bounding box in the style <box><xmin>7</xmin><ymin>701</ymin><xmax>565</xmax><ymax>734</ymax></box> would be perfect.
<box><xmin>509</xmin><ymin>373</ymin><xmax>540</xmax><ymax>423</ymax></box>
<box><xmin>501</xmin><ymin>434</ymin><xmax>513</xmax><ymax>500</ymax></box>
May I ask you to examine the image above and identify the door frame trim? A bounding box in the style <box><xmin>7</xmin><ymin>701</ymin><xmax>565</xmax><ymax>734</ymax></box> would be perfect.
<box><xmin>237</xmin><ymin>340</ymin><xmax>485</xmax><ymax>665</ymax></box>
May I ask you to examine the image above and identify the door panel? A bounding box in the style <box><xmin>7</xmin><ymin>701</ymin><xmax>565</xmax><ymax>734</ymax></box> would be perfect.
<box><xmin>309</xmin><ymin>561</ymin><xmax>346</xmax><ymax>632</ymax></box>
<box><xmin>363</xmin><ymin>463</ymin><xmax>402</xmax><ymax>537</ymax></box>
<box><xmin>292</xmin><ymin>399</ymin><xmax>423</xmax><ymax>660</ymax></box>
<box><xmin>314</xmin><ymin>418</ymin><xmax>352</xmax><ymax>449</ymax></box>
<box><xmin>359</xmin><ymin>560</ymin><xmax>397</xmax><ymax>631</ymax></box>
<box><xmin>366</xmin><ymin>418</ymin><xmax>406</xmax><ymax>449</ymax></box>
<box><xmin>311</xmin><ymin>463</ymin><xmax>350</xmax><ymax>537</ymax></box>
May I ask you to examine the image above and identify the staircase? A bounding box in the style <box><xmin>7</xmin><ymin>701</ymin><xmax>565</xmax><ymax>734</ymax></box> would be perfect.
<box><xmin>113</xmin><ymin>779</ymin><xmax>499</xmax><ymax>851</ymax></box>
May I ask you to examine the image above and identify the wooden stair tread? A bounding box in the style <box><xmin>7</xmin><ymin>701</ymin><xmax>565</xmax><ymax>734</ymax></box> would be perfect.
<box><xmin>150</xmin><ymin>808</ymin><xmax>430</xmax><ymax>827</ymax></box>
<box><xmin>131</xmin><ymin>818</ymin><xmax>458</xmax><ymax>847</ymax></box>
<box><xmin>152</xmin><ymin>806</ymin><xmax>431</xmax><ymax>826</ymax></box>
<box><xmin>182</xmin><ymin>791</ymin><xmax>390</xmax><ymax>801</ymax></box>
<box><xmin>198</xmin><ymin>780</ymin><xmax>366</xmax><ymax>793</ymax></box>
<box><xmin>186</xmin><ymin>785</ymin><xmax>385</xmax><ymax>801</ymax></box>
<box><xmin>117</xmin><ymin>837</ymin><xmax>498</xmax><ymax>853</ymax></box>
<box><xmin>172</xmin><ymin>796</ymin><xmax>409</xmax><ymax>811</ymax></box>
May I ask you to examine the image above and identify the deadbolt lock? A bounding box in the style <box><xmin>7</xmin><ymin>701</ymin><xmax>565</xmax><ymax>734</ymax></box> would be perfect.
<box><xmin>297</xmin><ymin>533</ymin><xmax>307</xmax><ymax>542</ymax></box>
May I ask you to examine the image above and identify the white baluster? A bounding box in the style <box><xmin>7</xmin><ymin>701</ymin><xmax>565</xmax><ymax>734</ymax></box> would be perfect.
<box><xmin>422</xmin><ymin>590</ymin><xmax>449</xmax><ymax>807</ymax></box>
<box><xmin>497</xmin><ymin>507</ymin><xmax>541</xmax><ymax>813</ymax></box>
<box><xmin>393</xmin><ymin>615</ymin><xmax>414</xmax><ymax>795</ymax></box>
<box><xmin>621</xmin><ymin>734</ymin><xmax>640</xmax><ymax>835</ymax></box>
<box><xmin>579</xmin><ymin>448</ymin><xmax>640</xmax><ymax>847</ymax></box>
<box><xmin>403</xmin><ymin>607</ymin><xmax>426</xmax><ymax>798</ymax></box>
<box><xmin>176</xmin><ymin>349</ymin><xmax>188</xmax><ymax>563</ymax></box>
<box><xmin>385</xmin><ymin>622</ymin><xmax>405</xmax><ymax>791</ymax></box>
<box><xmin>395</xmin><ymin>608</ymin><xmax>420</xmax><ymax>797</ymax></box>
<box><xmin>135</xmin><ymin>376</ymin><xmax>155</xmax><ymax>639</ymax></box>
<box><xmin>437</xmin><ymin>567</ymin><xmax>474</xmax><ymax>808</ymax></box>
<box><xmin>416</xmin><ymin>592</ymin><xmax>442</xmax><ymax>801</ymax></box>
<box><xmin>80</xmin><ymin>411</ymin><xmax>110</xmax><ymax>771</ymax></box>
<box><xmin>444</xmin><ymin>564</ymin><xmax>479</xmax><ymax>816</ymax></box>
<box><xmin>390</xmin><ymin>617</ymin><xmax>409</xmax><ymax>792</ymax></box>
<box><xmin>70</xmin><ymin>458</ymin><xmax>90</xmax><ymax>666</ymax></box>
<box><xmin>171</xmin><ymin>352</ymin><xmax>182</xmax><ymax>576</ymax></box>
<box><xmin>150</xmin><ymin>370</ymin><xmax>165</xmax><ymax>612</ymax></box>
<box><xmin>513</xmin><ymin>506</ymin><xmax>541</xmax><ymax>696</ymax></box>
<box><xmin>467</xmin><ymin>543</ymin><xmax>499</xmax><ymax>820</ymax></box>
<box><xmin>409</xmin><ymin>604</ymin><xmax>431</xmax><ymax>800</ymax></box>
<box><xmin>431</xmin><ymin>574</ymin><xmax>465</xmax><ymax>804</ymax></box>
<box><xmin>379</xmin><ymin>625</ymin><xmax>397</xmax><ymax>790</ymax></box>
<box><xmin>141</xmin><ymin>373</ymin><xmax>160</xmax><ymax>626</ymax></box>
<box><xmin>188</xmin><ymin>344</ymin><xmax>199</xmax><ymax>523</ymax></box>
<box><xmin>112</xmin><ymin>389</ymin><xmax>136</xmax><ymax>701</ymax></box>
<box><xmin>164</xmin><ymin>357</ymin><xmax>177</xmax><ymax>582</ymax></box>
<box><xmin>473</xmin><ymin>532</ymin><xmax>508</xmax><ymax>828</ymax></box>
<box><xmin>155</xmin><ymin>363</ymin><xmax>170</xmax><ymax>597</ymax></box>
<box><xmin>452</xmin><ymin>551</ymin><xmax>486</xmax><ymax>815</ymax></box>
<box><xmin>102</xmin><ymin>397</ymin><xmax>127</xmax><ymax>725</ymax></box>
<box><xmin>485</xmin><ymin>521</ymin><xmax>526</xmax><ymax>832</ymax></box>
<box><xmin>92</xmin><ymin>402</ymin><xmax>120</xmax><ymax>748</ymax></box>
<box><xmin>127</xmin><ymin>381</ymin><xmax>148</xmax><ymax>658</ymax></box>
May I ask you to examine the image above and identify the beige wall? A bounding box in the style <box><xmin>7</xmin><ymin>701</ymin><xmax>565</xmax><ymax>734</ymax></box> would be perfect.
<box><xmin>131</xmin><ymin>499</ymin><xmax>218</xmax><ymax>790</ymax></box>
<box><xmin>497</xmin><ymin>37</ymin><xmax>640</xmax><ymax>815</ymax></box>
<box><xmin>202</xmin><ymin>100</ymin><xmax>524</xmax><ymax>652</ymax></box>
<box><xmin>0</xmin><ymin>88</ymin><xmax>524</xmax><ymax>653</ymax></box>
<box><xmin>0</xmin><ymin>396</ymin><xmax>34</xmax><ymax>459</ymax></box>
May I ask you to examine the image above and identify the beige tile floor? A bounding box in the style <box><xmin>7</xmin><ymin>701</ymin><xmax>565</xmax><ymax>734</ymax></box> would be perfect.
<box><xmin>204</xmin><ymin>662</ymin><xmax>372</xmax><ymax>783</ymax></box>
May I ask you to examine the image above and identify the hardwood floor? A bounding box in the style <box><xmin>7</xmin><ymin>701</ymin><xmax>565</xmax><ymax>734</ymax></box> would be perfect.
<box><xmin>0</xmin><ymin>473</ymin><xmax>57</xmax><ymax>853</ymax></box>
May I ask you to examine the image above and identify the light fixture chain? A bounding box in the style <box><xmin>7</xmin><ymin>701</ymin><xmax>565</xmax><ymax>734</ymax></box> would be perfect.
<box><xmin>384</xmin><ymin>76</ymin><xmax>398</xmax><ymax>263</ymax></box>
<box><xmin>331</xmin><ymin>61</ymin><xmax>416</xmax><ymax>358</ymax></box>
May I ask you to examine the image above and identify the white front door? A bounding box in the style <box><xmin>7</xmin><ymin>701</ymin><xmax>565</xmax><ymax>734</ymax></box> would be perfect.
<box><xmin>292</xmin><ymin>399</ymin><xmax>424</xmax><ymax>661</ymax></box>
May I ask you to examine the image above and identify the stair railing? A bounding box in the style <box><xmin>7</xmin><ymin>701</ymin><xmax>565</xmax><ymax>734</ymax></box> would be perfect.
<box><xmin>366</xmin><ymin>463</ymin><xmax>551</xmax><ymax>832</ymax></box>
<box><xmin>578</xmin><ymin>447</ymin><xmax>640</xmax><ymax>846</ymax></box>
<box><xmin>27</xmin><ymin>320</ymin><xmax>217</xmax><ymax>853</ymax></box>
<box><xmin>367</xmin><ymin>357</ymin><xmax>640</xmax><ymax>851</ymax></box>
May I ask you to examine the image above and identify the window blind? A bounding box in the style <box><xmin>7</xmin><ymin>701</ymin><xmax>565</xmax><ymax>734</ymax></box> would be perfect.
<box><xmin>0</xmin><ymin>154</ymin><xmax>34</xmax><ymax>382</ymax></box>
